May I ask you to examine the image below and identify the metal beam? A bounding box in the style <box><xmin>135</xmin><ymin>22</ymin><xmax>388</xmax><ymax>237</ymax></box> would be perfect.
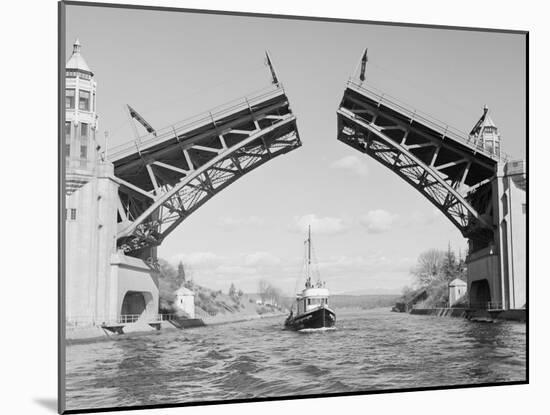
<box><xmin>118</xmin><ymin>116</ymin><xmax>297</xmax><ymax>239</ymax></box>
<box><xmin>337</xmin><ymin>108</ymin><xmax>492</xmax><ymax>230</ymax></box>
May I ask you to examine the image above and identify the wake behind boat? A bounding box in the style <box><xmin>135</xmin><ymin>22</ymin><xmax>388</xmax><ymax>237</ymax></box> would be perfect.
<box><xmin>284</xmin><ymin>226</ymin><xmax>336</xmax><ymax>331</ymax></box>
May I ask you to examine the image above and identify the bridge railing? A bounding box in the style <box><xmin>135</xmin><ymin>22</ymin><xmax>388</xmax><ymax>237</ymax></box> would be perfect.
<box><xmin>346</xmin><ymin>78</ymin><xmax>511</xmax><ymax>162</ymax></box>
<box><xmin>468</xmin><ymin>301</ymin><xmax>503</xmax><ymax>311</ymax></box>
<box><xmin>108</xmin><ymin>83</ymin><xmax>286</xmax><ymax>161</ymax></box>
<box><xmin>194</xmin><ymin>308</ymin><xmax>220</xmax><ymax>318</ymax></box>
<box><xmin>66</xmin><ymin>313</ymin><xmax>179</xmax><ymax>328</ymax></box>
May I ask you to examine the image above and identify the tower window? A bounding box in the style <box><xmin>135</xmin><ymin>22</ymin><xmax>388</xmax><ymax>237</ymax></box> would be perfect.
<box><xmin>66</xmin><ymin>208</ymin><xmax>77</xmax><ymax>221</ymax></box>
<box><xmin>79</xmin><ymin>90</ymin><xmax>90</xmax><ymax>111</ymax></box>
<box><xmin>80</xmin><ymin>123</ymin><xmax>88</xmax><ymax>141</ymax></box>
<box><xmin>65</xmin><ymin>89</ymin><xmax>75</xmax><ymax>109</ymax></box>
<box><xmin>80</xmin><ymin>144</ymin><xmax>87</xmax><ymax>159</ymax></box>
<box><xmin>65</xmin><ymin>122</ymin><xmax>71</xmax><ymax>157</ymax></box>
<box><xmin>65</xmin><ymin>122</ymin><xmax>71</xmax><ymax>141</ymax></box>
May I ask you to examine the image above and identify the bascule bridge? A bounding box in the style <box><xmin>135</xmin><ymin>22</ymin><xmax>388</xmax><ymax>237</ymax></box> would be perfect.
<box><xmin>64</xmin><ymin>41</ymin><xmax>301</xmax><ymax>327</ymax></box>
<box><xmin>336</xmin><ymin>50</ymin><xmax>526</xmax><ymax>311</ymax></box>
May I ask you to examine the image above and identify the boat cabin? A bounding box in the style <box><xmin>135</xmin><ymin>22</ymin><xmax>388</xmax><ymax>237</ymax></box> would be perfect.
<box><xmin>296</xmin><ymin>287</ymin><xmax>330</xmax><ymax>315</ymax></box>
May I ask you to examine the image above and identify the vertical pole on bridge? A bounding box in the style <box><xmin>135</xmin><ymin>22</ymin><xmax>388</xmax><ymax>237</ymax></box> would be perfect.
<box><xmin>359</xmin><ymin>48</ymin><xmax>368</xmax><ymax>82</ymax></box>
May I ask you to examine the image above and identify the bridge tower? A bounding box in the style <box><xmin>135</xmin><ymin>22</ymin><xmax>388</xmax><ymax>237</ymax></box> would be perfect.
<box><xmin>65</xmin><ymin>39</ymin><xmax>159</xmax><ymax>329</ymax></box>
<box><xmin>466</xmin><ymin>109</ymin><xmax>526</xmax><ymax>310</ymax></box>
<box><xmin>336</xmin><ymin>52</ymin><xmax>526</xmax><ymax>311</ymax></box>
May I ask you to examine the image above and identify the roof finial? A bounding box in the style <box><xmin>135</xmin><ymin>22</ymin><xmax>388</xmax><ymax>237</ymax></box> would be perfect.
<box><xmin>73</xmin><ymin>38</ymin><xmax>81</xmax><ymax>54</ymax></box>
<box><xmin>359</xmin><ymin>48</ymin><xmax>368</xmax><ymax>82</ymax></box>
<box><xmin>483</xmin><ymin>104</ymin><xmax>488</xmax><ymax>114</ymax></box>
<box><xmin>265</xmin><ymin>50</ymin><xmax>279</xmax><ymax>85</ymax></box>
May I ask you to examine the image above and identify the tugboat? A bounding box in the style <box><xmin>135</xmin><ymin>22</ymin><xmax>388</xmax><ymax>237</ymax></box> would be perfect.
<box><xmin>284</xmin><ymin>226</ymin><xmax>336</xmax><ymax>330</ymax></box>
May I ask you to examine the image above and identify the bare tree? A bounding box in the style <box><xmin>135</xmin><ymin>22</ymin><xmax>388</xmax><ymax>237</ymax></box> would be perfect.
<box><xmin>258</xmin><ymin>279</ymin><xmax>281</xmax><ymax>305</ymax></box>
<box><xmin>411</xmin><ymin>249</ymin><xmax>446</xmax><ymax>287</ymax></box>
<box><xmin>258</xmin><ymin>279</ymin><xmax>269</xmax><ymax>302</ymax></box>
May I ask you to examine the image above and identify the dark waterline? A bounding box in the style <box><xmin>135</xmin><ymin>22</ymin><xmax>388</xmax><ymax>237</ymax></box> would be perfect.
<box><xmin>65</xmin><ymin>308</ymin><xmax>526</xmax><ymax>411</ymax></box>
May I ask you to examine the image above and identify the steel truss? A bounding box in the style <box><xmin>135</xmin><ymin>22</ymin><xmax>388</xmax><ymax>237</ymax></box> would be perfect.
<box><xmin>111</xmin><ymin>85</ymin><xmax>300</xmax><ymax>254</ymax></box>
<box><xmin>337</xmin><ymin>81</ymin><xmax>498</xmax><ymax>242</ymax></box>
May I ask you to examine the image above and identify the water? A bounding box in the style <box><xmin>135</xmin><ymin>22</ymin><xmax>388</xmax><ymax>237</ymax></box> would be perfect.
<box><xmin>65</xmin><ymin>308</ymin><xmax>526</xmax><ymax>411</ymax></box>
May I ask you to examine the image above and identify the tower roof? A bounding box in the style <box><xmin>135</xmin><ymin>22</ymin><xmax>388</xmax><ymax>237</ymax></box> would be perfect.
<box><xmin>469</xmin><ymin>105</ymin><xmax>498</xmax><ymax>136</ymax></box>
<box><xmin>481</xmin><ymin>114</ymin><xmax>497</xmax><ymax>129</ymax></box>
<box><xmin>66</xmin><ymin>38</ymin><xmax>92</xmax><ymax>74</ymax></box>
<box><xmin>449</xmin><ymin>278</ymin><xmax>467</xmax><ymax>287</ymax></box>
<box><xmin>176</xmin><ymin>286</ymin><xmax>194</xmax><ymax>296</ymax></box>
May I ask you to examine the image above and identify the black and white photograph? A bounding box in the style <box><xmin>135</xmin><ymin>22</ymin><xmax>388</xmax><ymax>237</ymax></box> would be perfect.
<box><xmin>57</xmin><ymin>1</ymin><xmax>529</xmax><ymax>413</ymax></box>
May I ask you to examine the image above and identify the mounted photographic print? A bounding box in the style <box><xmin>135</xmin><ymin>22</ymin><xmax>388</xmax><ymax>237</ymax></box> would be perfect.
<box><xmin>59</xmin><ymin>1</ymin><xmax>528</xmax><ymax>413</ymax></box>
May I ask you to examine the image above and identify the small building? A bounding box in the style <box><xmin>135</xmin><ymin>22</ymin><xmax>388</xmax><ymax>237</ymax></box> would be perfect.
<box><xmin>449</xmin><ymin>278</ymin><xmax>467</xmax><ymax>307</ymax></box>
<box><xmin>175</xmin><ymin>287</ymin><xmax>195</xmax><ymax>318</ymax></box>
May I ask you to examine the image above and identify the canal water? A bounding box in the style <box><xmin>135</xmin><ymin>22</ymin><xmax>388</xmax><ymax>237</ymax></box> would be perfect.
<box><xmin>65</xmin><ymin>308</ymin><xmax>526</xmax><ymax>411</ymax></box>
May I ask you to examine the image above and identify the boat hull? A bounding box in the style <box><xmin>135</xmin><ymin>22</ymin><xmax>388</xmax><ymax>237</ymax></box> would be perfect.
<box><xmin>284</xmin><ymin>306</ymin><xmax>336</xmax><ymax>330</ymax></box>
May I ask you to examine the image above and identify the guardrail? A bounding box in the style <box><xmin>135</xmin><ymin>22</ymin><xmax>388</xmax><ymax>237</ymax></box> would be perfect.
<box><xmin>469</xmin><ymin>302</ymin><xmax>503</xmax><ymax>311</ymax></box>
<box><xmin>346</xmin><ymin>78</ymin><xmax>511</xmax><ymax>162</ymax></box>
<box><xmin>193</xmin><ymin>308</ymin><xmax>219</xmax><ymax>318</ymax></box>
<box><xmin>117</xmin><ymin>313</ymin><xmax>177</xmax><ymax>323</ymax></box>
<box><xmin>66</xmin><ymin>313</ymin><xmax>178</xmax><ymax>327</ymax></box>
<box><xmin>107</xmin><ymin>83</ymin><xmax>285</xmax><ymax>161</ymax></box>
<box><xmin>412</xmin><ymin>303</ymin><xmax>449</xmax><ymax>310</ymax></box>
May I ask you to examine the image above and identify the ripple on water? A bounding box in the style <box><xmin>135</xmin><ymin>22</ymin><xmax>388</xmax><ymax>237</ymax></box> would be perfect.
<box><xmin>65</xmin><ymin>309</ymin><xmax>526</xmax><ymax>411</ymax></box>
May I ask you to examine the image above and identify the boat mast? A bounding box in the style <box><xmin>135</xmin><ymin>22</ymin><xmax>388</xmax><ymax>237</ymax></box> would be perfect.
<box><xmin>308</xmin><ymin>225</ymin><xmax>311</xmax><ymax>271</ymax></box>
<box><xmin>305</xmin><ymin>225</ymin><xmax>312</xmax><ymax>288</ymax></box>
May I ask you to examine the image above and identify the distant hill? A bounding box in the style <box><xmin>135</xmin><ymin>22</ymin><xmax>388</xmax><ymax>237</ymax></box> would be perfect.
<box><xmin>280</xmin><ymin>294</ymin><xmax>399</xmax><ymax>310</ymax></box>
<box><xmin>329</xmin><ymin>294</ymin><xmax>399</xmax><ymax>309</ymax></box>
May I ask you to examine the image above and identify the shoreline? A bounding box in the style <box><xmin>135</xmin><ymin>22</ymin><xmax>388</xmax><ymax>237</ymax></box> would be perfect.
<box><xmin>65</xmin><ymin>311</ymin><xmax>287</xmax><ymax>345</ymax></box>
<box><xmin>408</xmin><ymin>307</ymin><xmax>526</xmax><ymax>322</ymax></box>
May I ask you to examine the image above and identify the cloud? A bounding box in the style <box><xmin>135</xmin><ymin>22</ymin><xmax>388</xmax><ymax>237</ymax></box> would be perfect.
<box><xmin>217</xmin><ymin>216</ymin><xmax>265</xmax><ymax>230</ymax></box>
<box><xmin>244</xmin><ymin>252</ymin><xmax>281</xmax><ymax>267</ymax></box>
<box><xmin>167</xmin><ymin>250</ymin><xmax>413</xmax><ymax>295</ymax></box>
<box><xmin>168</xmin><ymin>250</ymin><xmax>289</xmax><ymax>293</ymax></box>
<box><xmin>330</xmin><ymin>155</ymin><xmax>369</xmax><ymax>177</ymax></box>
<box><xmin>359</xmin><ymin>209</ymin><xmax>398</xmax><ymax>233</ymax></box>
<box><xmin>291</xmin><ymin>214</ymin><xmax>350</xmax><ymax>235</ymax></box>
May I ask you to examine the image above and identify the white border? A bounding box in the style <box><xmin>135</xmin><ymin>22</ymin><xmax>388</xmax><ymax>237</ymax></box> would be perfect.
<box><xmin>2</xmin><ymin>0</ymin><xmax>546</xmax><ymax>414</ymax></box>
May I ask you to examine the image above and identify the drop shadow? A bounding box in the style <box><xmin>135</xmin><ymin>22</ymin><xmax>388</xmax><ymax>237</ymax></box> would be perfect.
<box><xmin>34</xmin><ymin>398</ymin><xmax>57</xmax><ymax>413</ymax></box>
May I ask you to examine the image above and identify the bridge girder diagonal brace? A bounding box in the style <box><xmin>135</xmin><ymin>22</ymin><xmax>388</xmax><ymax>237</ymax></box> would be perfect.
<box><xmin>113</xmin><ymin>91</ymin><xmax>300</xmax><ymax>254</ymax></box>
<box><xmin>336</xmin><ymin>95</ymin><xmax>495</xmax><ymax>242</ymax></box>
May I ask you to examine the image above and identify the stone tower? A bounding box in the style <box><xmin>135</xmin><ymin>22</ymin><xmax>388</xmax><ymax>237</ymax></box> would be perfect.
<box><xmin>64</xmin><ymin>40</ymin><xmax>159</xmax><ymax>332</ymax></box>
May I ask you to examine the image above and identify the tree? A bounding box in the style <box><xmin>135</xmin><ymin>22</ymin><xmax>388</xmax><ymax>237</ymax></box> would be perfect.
<box><xmin>441</xmin><ymin>243</ymin><xmax>457</xmax><ymax>282</ymax></box>
<box><xmin>411</xmin><ymin>249</ymin><xmax>446</xmax><ymax>287</ymax></box>
<box><xmin>258</xmin><ymin>279</ymin><xmax>281</xmax><ymax>305</ymax></box>
<box><xmin>258</xmin><ymin>280</ymin><xmax>269</xmax><ymax>302</ymax></box>
<box><xmin>228</xmin><ymin>283</ymin><xmax>236</xmax><ymax>298</ymax></box>
<box><xmin>176</xmin><ymin>261</ymin><xmax>186</xmax><ymax>286</ymax></box>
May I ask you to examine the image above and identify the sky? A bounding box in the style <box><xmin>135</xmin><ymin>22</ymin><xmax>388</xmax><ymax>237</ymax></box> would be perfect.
<box><xmin>66</xmin><ymin>5</ymin><xmax>526</xmax><ymax>295</ymax></box>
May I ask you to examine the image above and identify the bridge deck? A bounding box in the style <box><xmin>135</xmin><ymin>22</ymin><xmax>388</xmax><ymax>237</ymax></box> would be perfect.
<box><xmin>109</xmin><ymin>83</ymin><xmax>301</xmax><ymax>254</ymax></box>
<box><xmin>337</xmin><ymin>78</ymin><xmax>501</xmax><ymax>241</ymax></box>
<box><xmin>344</xmin><ymin>79</ymin><xmax>507</xmax><ymax>164</ymax></box>
<box><xmin>109</xmin><ymin>84</ymin><xmax>286</xmax><ymax>164</ymax></box>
